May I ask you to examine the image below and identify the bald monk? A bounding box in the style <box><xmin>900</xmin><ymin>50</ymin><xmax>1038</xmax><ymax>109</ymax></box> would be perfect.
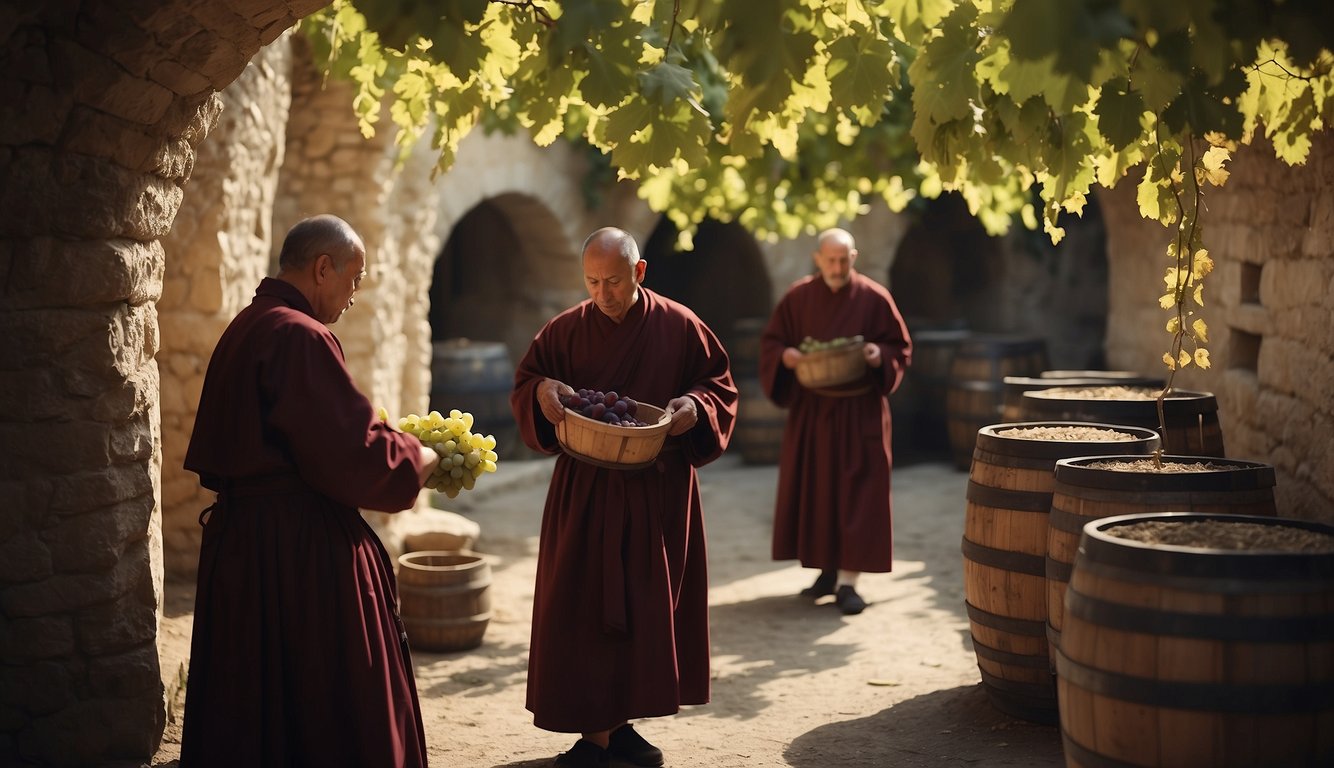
<box><xmin>759</xmin><ymin>227</ymin><xmax>912</xmax><ymax>615</ymax></box>
<box><xmin>182</xmin><ymin>215</ymin><xmax>439</xmax><ymax>767</ymax></box>
<box><xmin>510</xmin><ymin>227</ymin><xmax>738</xmax><ymax>768</ymax></box>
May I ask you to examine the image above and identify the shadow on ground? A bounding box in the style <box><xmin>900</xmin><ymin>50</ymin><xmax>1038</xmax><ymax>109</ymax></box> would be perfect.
<box><xmin>784</xmin><ymin>683</ymin><xmax>1064</xmax><ymax>768</ymax></box>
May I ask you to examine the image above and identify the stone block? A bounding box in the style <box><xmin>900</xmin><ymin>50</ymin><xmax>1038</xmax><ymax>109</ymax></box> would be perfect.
<box><xmin>0</xmin><ymin>616</ymin><xmax>74</xmax><ymax>660</ymax></box>
<box><xmin>0</xmin><ymin>660</ymin><xmax>73</xmax><ymax>715</ymax></box>
<box><xmin>48</xmin><ymin>462</ymin><xmax>153</xmax><ymax>515</ymax></box>
<box><xmin>0</xmin><ymin>419</ymin><xmax>110</xmax><ymax>476</ymax></box>
<box><xmin>51</xmin><ymin>39</ymin><xmax>174</xmax><ymax>127</ymax></box>
<box><xmin>109</xmin><ymin>418</ymin><xmax>155</xmax><ymax>463</ymax></box>
<box><xmin>147</xmin><ymin>58</ymin><xmax>212</xmax><ymax>98</ymax></box>
<box><xmin>153</xmin><ymin>136</ymin><xmax>197</xmax><ymax>182</ymax></box>
<box><xmin>84</xmin><ymin>643</ymin><xmax>160</xmax><ymax>698</ymax></box>
<box><xmin>0</xmin><ymin>532</ymin><xmax>53</xmax><ymax>583</ymax></box>
<box><xmin>89</xmin><ymin>365</ymin><xmax>157</xmax><ymax>423</ymax></box>
<box><xmin>3</xmin><ymin>238</ymin><xmax>165</xmax><ymax>311</ymax></box>
<box><xmin>45</xmin><ymin>497</ymin><xmax>153</xmax><ymax>574</ymax></box>
<box><xmin>1262</xmin><ymin>259</ymin><xmax>1329</xmax><ymax>309</ymax></box>
<box><xmin>0</xmin><ymin>545</ymin><xmax>150</xmax><ymax>617</ymax></box>
<box><xmin>74</xmin><ymin>0</ymin><xmax>171</xmax><ymax>80</ymax></box>
<box><xmin>0</xmin><ymin>81</ymin><xmax>70</xmax><ymax>145</ymax></box>
<box><xmin>18</xmin><ymin>695</ymin><xmax>163</xmax><ymax>766</ymax></box>
<box><xmin>173</xmin><ymin>29</ymin><xmax>250</xmax><ymax>92</ymax></box>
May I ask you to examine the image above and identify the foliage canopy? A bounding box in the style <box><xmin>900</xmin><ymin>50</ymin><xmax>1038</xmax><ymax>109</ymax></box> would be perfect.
<box><xmin>304</xmin><ymin>0</ymin><xmax>1333</xmax><ymax>373</ymax></box>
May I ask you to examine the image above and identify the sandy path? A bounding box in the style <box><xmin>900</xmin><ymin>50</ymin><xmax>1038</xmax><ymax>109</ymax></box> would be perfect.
<box><xmin>155</xmin><ymin>455</ymin><xmax>1065</xmax><ymax>767</ymax></box>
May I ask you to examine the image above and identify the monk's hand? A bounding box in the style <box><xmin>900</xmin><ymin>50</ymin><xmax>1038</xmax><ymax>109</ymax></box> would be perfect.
<box><xmin>781</xmin><ymin>347</ymin><xmax>803</xmax><ymax>369</ymax></box>
<box><xmin>538</xmin><ymin>378</ymin><xmax>573</xmax><ymax>424</ymax></box>
<box><xmin>416</xmin><ymin>444</ymin><xmax>442</xmax><ymax>486</ymax></box>
<box><xmin>664</xmin><ymin>395</ymin><xmax>699</xmax><ymax>436</ymax></box>
<box><xmin>863</xmin><ymin>342</ymin><xmax>882</xmax><ymax>368</ymax></box>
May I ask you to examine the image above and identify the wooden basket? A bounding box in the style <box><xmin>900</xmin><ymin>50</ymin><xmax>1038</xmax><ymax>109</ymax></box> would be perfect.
<box><xmin>795</xmin><ymin>341</ymin><xmax>866</xmax><ymax>389</ymax></box>
<box><xmin>555</xmin><ymin>402</ymin><xmax>670</xmax><ymax>469</ymax></box>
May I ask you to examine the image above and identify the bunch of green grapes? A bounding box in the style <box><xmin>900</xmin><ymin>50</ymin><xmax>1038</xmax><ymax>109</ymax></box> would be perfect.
<box><xmin>381</xmin><ymin>407</ymin><xmax>499</xmax><ymax>498</ymax></box>
<box><xmin>798</xmin><ymin>334</ymin><xmax>865</xmax><ymax>353</ymax></box>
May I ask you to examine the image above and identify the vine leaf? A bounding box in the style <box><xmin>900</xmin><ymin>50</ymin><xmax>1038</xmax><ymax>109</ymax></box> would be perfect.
<box><xmin>1095</xmin><ymin>80</ymin><xmax>1146</xmax><ymax>150</ymax></box>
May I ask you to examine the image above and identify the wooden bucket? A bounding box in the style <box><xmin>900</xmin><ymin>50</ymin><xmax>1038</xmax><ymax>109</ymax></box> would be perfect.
<box><xmin>1020</xmin><ymin>386</ymin><xmax>1224</xmax><ymax>457</ymax></box>
<box><xmin>891</xmin><ymin>326</ymin><xmax>969</xmax><ymax>458</ymax></box>
<box><xmin>1057</xmin><ymin>512</ymin><xmax>1334</xmax><ymax>768</ymax></box>
<box><xmin>728</xmin><ymin>316</ymin><xmax>767</xmax><ymax>379</ymax></box>
<box><xmin>555</xmin><ymin>402</ymin><xmax>670</xmax><ymax>469</ymax></box>
<box><xmin>1046</xmin><ymin>456</ymin><xmax>1278</xmax><ymax>665</ymax></box>
<box><xmin>430</xmin><ymin>338</ymin><xmax>518</xmax><ymax>454</ymax></box>
<box><xmin>733</xmin><ymin>376</ymin><xmax>785</xmax><ymax>465</ymax></box>
<box><xmin>397</xmin><ymin>551</ymin><xmax>492</xmax><ymax>653</ymax></box>
<box><xmin>1000</xmin><ymin>375</ymin><xmax>1164</xmax><ymax>423</ymax></box>
<box><xmin>945</xmin><ymin>335</ymin><xmax>1049</xmax><ymax>470</ymax></box>
<box><xmin>963</xmin><ymin>422</ymin><xmax>1160</xmax><ymax>723</ymax></box>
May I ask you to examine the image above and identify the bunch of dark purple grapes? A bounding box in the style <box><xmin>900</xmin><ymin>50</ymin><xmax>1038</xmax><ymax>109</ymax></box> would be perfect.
<box><xmin>560</xmin><ymin>388</ymin><xmax>650</xmax><ymax>427</ymax></box>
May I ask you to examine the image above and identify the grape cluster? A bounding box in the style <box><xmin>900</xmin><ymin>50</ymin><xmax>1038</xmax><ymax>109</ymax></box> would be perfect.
<box><xmin>798</xmin><ymin>334</ymin><xmax>865</xmax><ymax>353</ymax></box>
<box><xmin>388</xmin><ymin>408</ymin><xmax>499</xmax><ymax>498</ymax></box>
<box><xmin>559</xmin><ymin>389</ymin><xmax>652</xmax><ymax>427</ymax></box>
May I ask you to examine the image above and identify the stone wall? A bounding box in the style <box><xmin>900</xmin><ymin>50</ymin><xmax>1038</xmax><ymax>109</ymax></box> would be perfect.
<box><xmin>1101</xmin><ymin>134</ymin><xmax>1334</xmax><ymax>524</ymax></box>
<box><xmin>159</xmin><ymin>37</ymin><xmax>294</xmax><ymax>578</ymax></box>
<box><xmin>0</xmin><ymin>2</ymin><xmax>326</xmax><ymax>763</ymax></box>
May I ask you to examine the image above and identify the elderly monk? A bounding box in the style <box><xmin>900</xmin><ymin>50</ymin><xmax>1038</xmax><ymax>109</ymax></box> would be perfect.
<box><xmin>510</xmin><ymin>227</ymin><xmax>738</xmax><ymax>768</ymax></box>
<box><xmin>181</xmin><ymin>215</ymin><xmax>439</xmax><ymax>767</ymax></box>
<box><xmin>759</xmin><ymin>227</ymin><xmax>912</xmax><ymax>615</ymax></box>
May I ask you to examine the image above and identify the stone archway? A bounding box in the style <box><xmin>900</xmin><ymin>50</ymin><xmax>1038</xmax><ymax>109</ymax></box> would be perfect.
<box><xmin>642</xmin><ymin>217</ymin><xmax>774</xmax><ymax>352</ymax></box>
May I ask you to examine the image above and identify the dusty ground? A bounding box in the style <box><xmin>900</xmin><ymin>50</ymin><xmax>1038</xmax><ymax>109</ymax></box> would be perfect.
<box><xmin>152</xmin><ymin>454</ymin><xmax>1065</xmax><ymax>767</ymax></box>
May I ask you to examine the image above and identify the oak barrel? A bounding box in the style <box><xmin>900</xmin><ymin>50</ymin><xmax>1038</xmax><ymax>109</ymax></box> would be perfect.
<box><xmin>891</xmin><ymin>326</ymin><xmax>969</xmax><ymax>458</ymax></box>
<box><xmin>734</xmin><ymin>376</ymin><xmax>785</xmax><ymax>464</ymax></box>
<box><xmin>1057</xmin><ymin>512</ymin><xmax>1334</xmax><ymax>768</ymax></box>
<box><xmin>945</xmin><ymin>335</ymin><xmax>1049</xmax><ymax>470</ymax></box>
<box><xmin>963</xmin><ymin>422</ymin><xmax>1160</xmax><ymax>723</ymax></box>
<box><xmin>430</xmin><ymin>339</ymin><xmax>518</xmax><ymax>455</ymax></box>
<box><xmin>1020</xmin><ymin>387</ymin><xmax>1224</xmax><ymax>457</ymax></box>
<box><xmin>1000</xmin><ymin>375</ymin><xmax>1163</xmax><ymax>423</ymax></box>
<box><xmin>398</xmin><ymin>551</ymin><xmax>492</xmax><ymax>652</ymax></box>
<box><xmin>1046</xmin><ymin>456</ymin><xmax>1278</xmax><ymax>664</ymax></box>
<box><xmin>728</xmin><ymin>316</ymin><xmax>767</xmax><ymax>379</ymax></box>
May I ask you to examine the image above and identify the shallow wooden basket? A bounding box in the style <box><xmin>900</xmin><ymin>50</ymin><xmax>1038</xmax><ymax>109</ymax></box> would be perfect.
<box><xmin>795</xmin><ymin>342</ymin><xmax>866</xmax><ymax>389</ymax></box>
<box><xmin>555</xmin><ymin>402</ymin><xmax>671</xmax><ymax>469</ymax></box>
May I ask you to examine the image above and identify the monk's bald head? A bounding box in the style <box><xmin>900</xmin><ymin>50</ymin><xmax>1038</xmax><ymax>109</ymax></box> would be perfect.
<box><xmin>582</xmin><ymin>226</ymin><xmax>641</xmax><ymax>266</ymax></box>
<box><xmin>279</xmin><ymin>215</ymin><xmax>365</xmax><ymax>272</ymax></box>
<box><xmin>816</xmin><ymin>227</ymin><xmax>856</xmax><ymax>252</ymax></box>
<box><xmin>813</xmin><ymin>227</ymin><xmax>858</xmax><ymax>291</ymax></box>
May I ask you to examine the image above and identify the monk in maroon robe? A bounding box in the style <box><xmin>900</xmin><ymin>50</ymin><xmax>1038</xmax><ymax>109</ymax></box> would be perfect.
<box><xmin>759</xmin><ymin>228</ymin><xmax>912</xmax><ymax>615</ymax></box>
<box><xmin>510</xmin><ymin>228</ymin><xmax>737</xmax><ymax>768</ymax></box>
<box><xmin>182</xmin><ymin>215</ymin><xmax>438</xmax><ymax>768</ymax></box>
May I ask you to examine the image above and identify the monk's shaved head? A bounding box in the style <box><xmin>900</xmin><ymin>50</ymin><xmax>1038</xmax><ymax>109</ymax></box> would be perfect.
<box><xmin>582</xmin><ymin>226</ymin><xmax>641</xmax><ymax>265</ymax></box>
<box><xmin>279</xmin><ymin>215</ymin><xmax>364</xmax><ymax>272</ymax></box>
<box><xmin>816</xmin><ymin>227</ymin><xmax>856</xmax><ymax>252</ymax></box>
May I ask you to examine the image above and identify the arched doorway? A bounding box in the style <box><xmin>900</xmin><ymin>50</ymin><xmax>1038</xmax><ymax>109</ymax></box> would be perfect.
<box><xmin>641</xmin><ymin>216</ymin><xmax>773</xmax><ymax>355</ymax></box>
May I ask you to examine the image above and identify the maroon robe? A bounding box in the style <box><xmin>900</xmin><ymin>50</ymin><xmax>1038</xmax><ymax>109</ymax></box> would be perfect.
<box><xmin>510</xmin><ymin>288</ymin><xmax>737</xmax><ymax>733</ymax></box>
<box><xmin>182</xmin><ymin>278</ymin><xmax>430</xmax><ymax>768</ymax></box>
<box><xmin>760</xmin><ymin>271</ymin><xmax>912</xmax><ymax>572</ymax></box>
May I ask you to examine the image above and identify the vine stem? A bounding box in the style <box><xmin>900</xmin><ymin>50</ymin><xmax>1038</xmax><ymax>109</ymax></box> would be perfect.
<box><xmin>492</xmin><ymin>0</ymin><xmax>556</xmax><ymax>28</ymax></box>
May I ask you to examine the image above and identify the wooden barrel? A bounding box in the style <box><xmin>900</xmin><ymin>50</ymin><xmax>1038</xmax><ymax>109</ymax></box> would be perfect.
<box><xmin>891</xmin><ymin>326</ymin><xmax>970</xmax><ymax>459</ymax></box>
<box><xmin>963</xmin><ymin>422</ymin><xmax>1161</xmax><ymax>724</ymax></box>
<box><xmin>729</xmin><ymin>316</ymin><xmax>767</xmax><ymax>379</ymax></box>
<box><xmin>397</xmin><ymin>551</ymin><xmax>492</xmax><ymax>652</ymax></box>
<box><xmin>1020</xmin><ymin>386</ymin><xmax>1224</xmax><ymax>457</ymax></box>
<box><xmin>430</xmin><ymin>339</ymin><xmax>518</xmax><ymax>455</ymax></box>
<box><xmin>1040</xmin><ymin>369</ymin><xmax>1146</xmax><ymax>380</ymax></box>
<box><xmin>1000</xmin><ymin>375</ymin><xmax>1164</xmax><ymax>422</ymax></box>
<box><xmin>1046</xmin><ymin>456</ymin><xmax>1278</xmax><ymax>666</ymax></box>
<box><xmin>945</xmin><ymin>335</ymin><xmax>1049</xmax><ymax>470</ymax></box>
<box><xmin>733</xmin><ymin>376</ymin><xmax>785</xmax><ymax>464</ymax></box>
<box><xmin>1057</xmin><ymin>512</ymin><xmax>1334</xmax><ymax>768</ymax></box>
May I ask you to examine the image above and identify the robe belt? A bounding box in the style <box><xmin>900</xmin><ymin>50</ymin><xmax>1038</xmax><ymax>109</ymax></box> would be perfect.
<box><xmin>811</xmin><ymin>383</ymin><xmax>873</xmax><ymax>398</ymax></box>
<box><xmin>198</xmin><ymin>472</ymin><xmax>309</xmax><ymax>525</ymax></box>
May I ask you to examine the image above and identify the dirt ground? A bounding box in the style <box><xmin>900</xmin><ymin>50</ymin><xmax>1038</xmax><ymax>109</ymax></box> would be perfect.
<box><xmin>151</xmin><ymin>454</ymin><xmax>1066</xmax><ymax>767</ymax></box>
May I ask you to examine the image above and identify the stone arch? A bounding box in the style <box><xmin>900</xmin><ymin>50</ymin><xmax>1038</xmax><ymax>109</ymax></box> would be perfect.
<box><xmin>641</xmin><ymin>217</ymin><xmax>774</xmax><ymax>349</ymax></box>
<box><xmin>430</xmin><ymin>192</ymin><xmax>582</xmax><ymax>362</ymax></box>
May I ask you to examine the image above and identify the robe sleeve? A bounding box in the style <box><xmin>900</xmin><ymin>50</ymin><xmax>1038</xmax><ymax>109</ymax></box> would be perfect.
<box><xmin>678</xmin><ymin>315</ymin><xmax>738</xmax><ymax>467</ymax></box>
<box><xmin>264</xmin><ymin>322</ymin><xmax>428</xmax><ymax>512</ymax></box>
<box><xmin>759</xmin><ymin>292</ymin><xmax>801</xmax><ymax>408</ymax></box>
<box><xmin>866</xmin><ymin>286</ymin><xmax>913</xmax><ymax>397</ymax></box>
<box><xmin>510</xmin><ymin>319</ymin><xmax>563</xmax><ymax>455</ymax></box>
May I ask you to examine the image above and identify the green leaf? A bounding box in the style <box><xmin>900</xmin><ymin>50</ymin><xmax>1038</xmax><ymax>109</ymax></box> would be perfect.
<box><xmin>1129</xmin><ymin>49</ymin><xmax>1185</xmax><ymax>114</ymax></box>
<box><xmin>1094</xmin><ymin>80</ymin><xmax>1146</xmax><ymax>150</ymax></box>
<box><xmin>907</xmin><ymin>3</ymin><xmax>980</xmax><ymax>124</ymax></box>
<box><xmin>825</xmin><ymin>26</ymin><xmax>899</xmax><ymax>115</ymax></box>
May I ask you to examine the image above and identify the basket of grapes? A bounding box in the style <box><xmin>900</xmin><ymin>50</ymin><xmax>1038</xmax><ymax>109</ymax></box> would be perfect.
<box><xmin>555</xmin><ymin>389</ymin><xmax>671</xmax><ymax>469</ymax></box>
<box><xmin>794</xmin><ymin>335</ymin><xmax>867</xmax><ymax>389</ymax></box>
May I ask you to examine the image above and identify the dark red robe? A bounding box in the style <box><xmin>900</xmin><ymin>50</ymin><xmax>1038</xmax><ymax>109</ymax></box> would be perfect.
<box><xmin>759</xmin><ymin>272</ymin><xmax>912</xmax><ymax>572</ymax></box>
<box><xmin>510</xmin><ymin>288</ymin><xmax>737</xmax><ymax>733</ymax></box>
<box><xmin>182</xmin><ymin>278</ymin><xmax>430</xmax><ymax>768</ymax></box>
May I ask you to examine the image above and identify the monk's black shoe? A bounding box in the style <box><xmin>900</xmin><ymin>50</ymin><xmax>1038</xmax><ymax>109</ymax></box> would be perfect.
<box><xmin>607</xmin><ymin>724</ymin><xmax>664</xmax><ymax>767</ymax></box>
<box><xmin>799</xmin><ymin>569</ymin><xmax>837</xmax><ymax>598</ymax></box>
<box><xmin>554</xmin><ymin>739</ymin><xmax>609</xmax><ymax>767</ymax></box>
<box><xmin>835</xmin><ymin>584</ymin><xmax>867</xmax><ymax>615</ymax></box>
